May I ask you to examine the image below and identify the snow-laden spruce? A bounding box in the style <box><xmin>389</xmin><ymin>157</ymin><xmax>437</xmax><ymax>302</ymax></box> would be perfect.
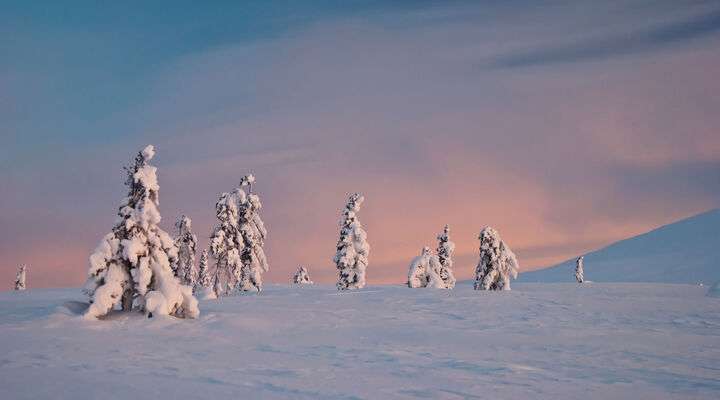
<box><xmin>407</xmin><ymin>247</ymin><xmax>444</xmax><ymax>288</ymax></box>
<box><xmin>436</xmin><ymin>225</ymin><xmax>456</xmax><ymax>289</ymax></box>
<box><xmin>83</xmin><ymin>145</ymin><xmax>199</xmax><ymax>319</ymax></box>
<box><xmin>474</xmin><ymin>226</ymin><xmax>519</xmax><ymax>291</ymax></box>
<box><xmin>174</xmin><ymin>215</ymin><xmax>197</xmax><ymax>287</ymax></box>
<box><xmin>334</xmin><ymin>193</ymin><xmax>370</xmax><ymax>290</ymax></box>
<box><xmin>195</xmin><ymin>249</ymin><xmax>216</xmax><ymax>299</ymax></box>
<box><xmin>210</xmin><ymin>174</ymin><xmax>268</xmax><ymax>295</ymax></box>
<box><xmin>14</xmin><ymin>264</ymin><xmax>26</xmax><ymax>291</ymax></box>
<box><xmin>293</xmin><ymin>266</ymin><xmax>314</xmax><ymax>285</ymax></box>
<box><xmin>575</xmin><ymin>256</ymin><xmax>585</xmax><ymax>283</ymax></box>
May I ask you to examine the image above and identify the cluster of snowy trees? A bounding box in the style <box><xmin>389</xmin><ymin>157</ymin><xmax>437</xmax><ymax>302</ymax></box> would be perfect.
<box><xmin>71</xmin><ymin>144</ymin><xmax>591</xmax><ymax>321</ymax></box>
<box><xmin>83</xmin><ymin>146</ymin><xmax>199</xmax><ymax>320</ymax></box>
<box><xmin>80</xmin><ymin>146</ymin><xmax>275</xmax><ymax>320</ymax></box>
<box><xmin>209</xmin><ymin>174</ymin><xmax>269</xmax><ymax>295</ymax></box>
<box><xmin>407</xmin><ymin>226</ymin><xmax>456</xmax><ymax>289</ymax></box>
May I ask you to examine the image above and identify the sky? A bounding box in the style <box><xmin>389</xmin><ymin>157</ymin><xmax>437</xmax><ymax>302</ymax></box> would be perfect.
<box><xmin>1</xmin><ymin>1</ymin><xmax>720</xmax><ymax>289</ymax></box>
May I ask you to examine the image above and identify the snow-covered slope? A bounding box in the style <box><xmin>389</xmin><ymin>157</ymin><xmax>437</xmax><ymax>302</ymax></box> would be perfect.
<box><xmin>1</xmin><ymin>283</ymin><xmax>719</xmax><ymax>399</ymax></box>
<box><xmin>520</xmin><ymin>209</ymin><xmax>720</xmax><ymax>283</ymax></box>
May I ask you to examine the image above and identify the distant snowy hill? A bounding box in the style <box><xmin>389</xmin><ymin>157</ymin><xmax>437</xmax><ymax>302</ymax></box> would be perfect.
<box><xmin>519</xmin><ymin>209</ymin><xmax>720</xmax><ymax>284</ymax></box>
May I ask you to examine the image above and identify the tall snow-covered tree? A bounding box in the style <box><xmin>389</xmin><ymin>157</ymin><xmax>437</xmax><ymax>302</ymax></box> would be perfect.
<box><xmin>14</xmin><ymin>264</ymin><xmax>26</xmax><ymax>291</ymax></box>
<box><xmin>436</xmin><ymin>225</ymin><xmax>456</xmax><ymax>289</ymax></box>
<box><xmin>209</xmin><ymin>174</ymin><xmax>268</xmax><ymax>295</ymax></box>
<box><xmin>174</xmin><ymin>215</ymin><xmax>197</xmax><ymax>287</ymax></box>
<box><xmin>293</xmin><ymin>266</ymin><xmax>313</xmax><ymax>285</ymax></box>
<box><xmin>575</xmin><ymin>256</ymin><xmax>585</xmax><ymax>283</ymax></box>
<box><xmin>83</xmin><ymin>145</ymin><xmax>199</xmax><ymax>319</ymax></box>
<box><xmin>209</xmin><ymin>189</ymin><xmax>242</xmax><ymax>296</ymax></box>
<box><xmin>334</xmin><ymin>193</ymin><xmax>370</xmax><ymax>290</ymax></box>
<box><xmin>473</xmin><ymin>226</ymin><xmax>519</xmax><ymax>291</ymax></box>
<box><xmin>236</xmin><ymin>174</ymin><xmax>269</xmax><ymax>292</ymax></box>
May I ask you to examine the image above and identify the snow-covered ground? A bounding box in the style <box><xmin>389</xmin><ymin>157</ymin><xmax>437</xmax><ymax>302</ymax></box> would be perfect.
<box><xmin>1</xmin><ymin>283</ymin><xmax>719</xmax><ymax>399</ymax></box>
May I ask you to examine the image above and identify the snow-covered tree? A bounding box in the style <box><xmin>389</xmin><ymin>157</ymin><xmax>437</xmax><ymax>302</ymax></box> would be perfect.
<box><xmin>194</xmin><ymin>249</ymin><xmax>216</xmax><ymax>299</ymax></box>
<box><xmin>407</xmin><ymin>247</ymin><xmax>444</xmax><ymax>289</ymax></box>
<box><xmin>236</xmin><ymin>174</ymin><xmax>269</xmax><ymax>292</ymax></box>
<box><xmin>209</xmin><ymin>174</ymin><xmax>268</xmax><ymax>295</ymax></box>
<box><xmin>209</xmin><ymin>190</ymin><xmax>241</xmax><ymax>296</ymax></box>
<box><xmin>293</xmin><ymin>266</ymin><xmax>314</xmax><ymax>285</ymax></box>
<box><xmin>575</xmin><ymin>256</ymin><xmax>585</xmax><ymax>283</ymax></box>
<box><xmin>83</xmin><ymin>145</ymin><xmax>199</xmax><ymax>320</ymax></box>
<box><xmin>14</xmin><ymin>264</ymin><xmax>26</xmax><ymax>291</ymax></box>
<box><xmin>436</xmin><ymin>225</ymin><xmax>456</xmax><ymax>289</ymax></box>
<box><xmin>174</xmin><ymin>215</ymin><xmax>197</xmax><ymax>287</ymax></box>
<box><xmin>334</xmin><ymin>193</ymin><xmax>370</xmax><ymax>290</ymax></box>
<box><xmin>473</xmin><ymin>226</ymin><xmax>519</xmax><ymax>291</ymax></box>
<box><xmin>196</xmin><ymin>249</ymin><xmax>211</xmax><ymax>290</ymax></box>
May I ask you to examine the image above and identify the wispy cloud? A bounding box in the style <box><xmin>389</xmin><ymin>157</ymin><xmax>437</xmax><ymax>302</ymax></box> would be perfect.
<box><xmin>487</xmin><ymin>9</ymin><xmax>720</xmax><ymax>68</ymax></box>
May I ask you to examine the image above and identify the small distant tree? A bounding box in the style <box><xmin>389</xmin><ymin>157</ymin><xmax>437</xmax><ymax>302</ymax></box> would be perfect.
<box><xmin>83</xmin><ymin>145</ymin><xmax>198</xmax><ymax>319</ymax></box>
<box><xmin>195</xmin><ymin>249</ymin><xmax>215</xmax><ymax>299</ymax></box>
<box><xmin>474</xmin><ymin>226</ymin><xmax>519</xmax><ymax>291</ymax></box>
<box><xmin>293</xmin><ymin>266</ymin><xmax>314</xmax><ymax>285</ymax></box>
<box><xmin>14</xmin><ymin>264</ymin><xmax>26</xmax><ymax>291</ymax></box>
<box><xmin>209</xmin><ymin>174</ymin><xmax>268</xmax><ymax>295</ymax></box>
<box><xmin>575</xmin><ymin>256</ymin><xmax>584</xmax><ymax>283</ymax></box>
<box><xmin>174</xmin><ymin>215</ymin><xmax>197</xmax><ymax>287</ymax></box>
<box><xmin>435</xmin><ymin>225</ymin><xmax>456</xmax><ymax>289</ymax></box>
<box><xmin>334</xmin><ymin>193</ymin><xmax>370</xmax><ymax>290</ymax></box>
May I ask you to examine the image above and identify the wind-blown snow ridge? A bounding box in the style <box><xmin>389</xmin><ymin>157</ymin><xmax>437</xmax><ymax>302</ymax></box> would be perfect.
<box><xmin>520</xmin><ymin>208</ymin><xmax>720</xmax><ymax>284</ymax></box>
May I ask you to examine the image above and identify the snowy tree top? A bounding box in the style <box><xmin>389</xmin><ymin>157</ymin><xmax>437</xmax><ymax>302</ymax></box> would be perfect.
<box><xmin>142</xmin><ymin>145</ymin><xmax>155</xmax><ymax>161</ymax></box>
<box><xmin>348</xmin><ymin>193</ymin><xmax>364</xmax><ymax>206</ymax></box>
<box><xmin>176</xmin><ymin>214</ymin><xmax>192</xmax><ymax>230</ymax></box>
<box><xmin>240</xmin><ymin>174</ymin><xmax>255</xmax><ymax>186</ymax></box>
<box><xmin>438</xmin><ymin>225</ymin><xmax>450</xmax><ymax>240</ymax></box>
<box><xmin>478</xmin><ymin>226</ymin><xmax>503</xmax><ymax>246</ymax></box>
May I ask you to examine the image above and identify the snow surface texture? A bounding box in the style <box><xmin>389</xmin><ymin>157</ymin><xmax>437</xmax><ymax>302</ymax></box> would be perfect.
<box><xmin>1</xmin><ymin>283</ymin><xmax>719</xmax><ymax>399</ymax></box>
<box><xmin>520</xmin><ymin>209</ymin><xmax>720</xmax><ymax>284</ymax></box>
<box><xmin>334</xmin><ymin>193</ymin><xmax>370</xmax><ymax>290</ymax></box>
<box><xmin>474</xmin><ymin>227</ymin><xmax>519</xmax><ymax>291</ymax></box>
<box><xmin>209</xmin><ymin>174</ymin><xmax>269</xmax><ymax>295</ymax></box>
<box><xmin>174</xmin><ymin>215</ymin><xmax>197</xmax><ymax>287</ymax></box>
<box><xmin>293</xmin><ymin>266</ymin><xmax>313</xmax><ymax>285</ymax></box>
<box><xmin>83</xmin><ymin>145</ymin><xmax>198</xmax><ymax>320</ymax></box>
<box><xmin>14</xmin><ymin>264</ymin><xmax>26</xmax><ymax>291</ymax></box>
